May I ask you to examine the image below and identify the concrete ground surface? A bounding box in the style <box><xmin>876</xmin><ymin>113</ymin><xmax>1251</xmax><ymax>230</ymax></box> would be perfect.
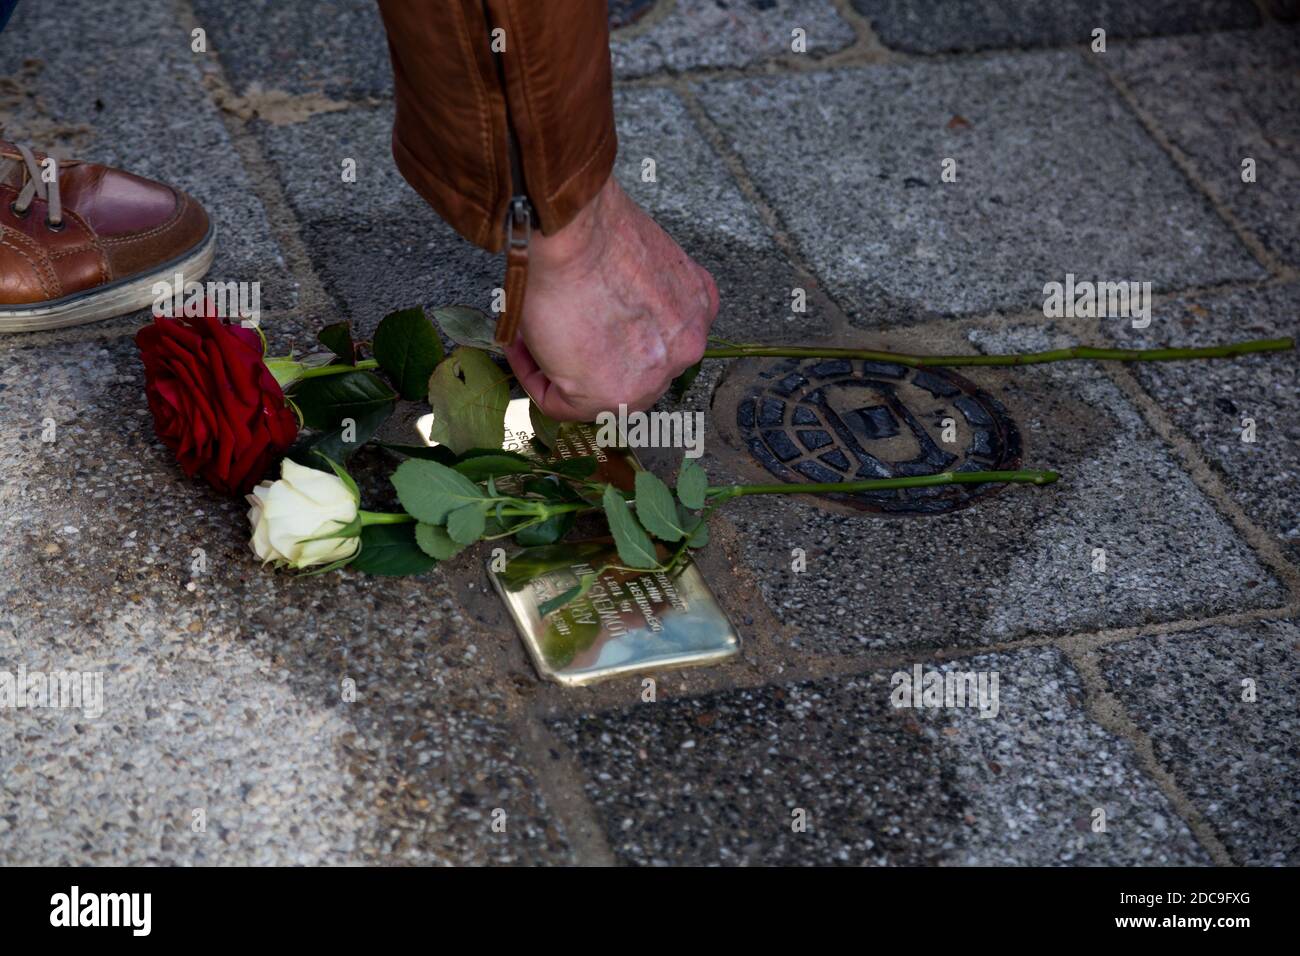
<box><xmin>0</xmin><ymin>0</ymin><xmax>1296</xmax><ymax>865</ymax></box>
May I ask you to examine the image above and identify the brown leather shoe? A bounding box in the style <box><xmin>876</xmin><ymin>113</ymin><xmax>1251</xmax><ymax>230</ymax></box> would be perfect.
<box><xmin>0</xmin><ymin>141</ymin><xmax>215</xmax><ymax>332</ymax></box>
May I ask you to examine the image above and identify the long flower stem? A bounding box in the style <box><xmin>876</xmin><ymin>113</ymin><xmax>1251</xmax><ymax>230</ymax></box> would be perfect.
<box><xmin>706</xmin><ymin>469</ymin><xmax>1059</xmax><ymax>500</ymax></box>
<box><xmin>359</xmin><ymin>510</ymin><xmax>414</xmax><ymax>525</ymax></box>
<box><xmin>294</xmin><ymin>359</ymin><xmax>380</xmax><ymax>380</ymax></box>
<box><xmin>700</xmin><ymin>338</ymin><xmax>1293</xmax><ymax>367</ymax></box>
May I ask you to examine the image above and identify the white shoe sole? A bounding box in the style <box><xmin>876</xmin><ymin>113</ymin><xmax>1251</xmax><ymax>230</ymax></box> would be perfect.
<box><xmin>0</xmin><ymin>225</ymin><xmax>216</xmax><ymax>333</ymax></box>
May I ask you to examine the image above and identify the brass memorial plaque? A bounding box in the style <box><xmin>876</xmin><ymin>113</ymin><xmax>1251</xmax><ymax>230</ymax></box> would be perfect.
<box><xmin>417</xmin><ymin>399</ymin><xmax>740</xmax><ymax>686</ymax></box>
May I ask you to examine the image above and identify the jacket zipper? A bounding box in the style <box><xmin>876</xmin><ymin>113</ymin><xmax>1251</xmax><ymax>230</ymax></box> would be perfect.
<box><xmin>506</xmin><ymin>128</ymin><xmax>532</xmax><ymax>239</ymax></box>
<box><xmin>496</xmin><ymin>129</ymin><xmax>532</xmax><ymax>346</ymax></box>
<box><xmin>488</xmin><ymin>3</ymin><xmax>533</xmax><ymax>347</ymax></box>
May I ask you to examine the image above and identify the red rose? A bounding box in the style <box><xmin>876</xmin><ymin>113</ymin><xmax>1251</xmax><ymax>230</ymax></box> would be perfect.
<box><xmin>136</xmin><ymin>307</ymin><xmax>298</xmax><ymax>496</ymax></box>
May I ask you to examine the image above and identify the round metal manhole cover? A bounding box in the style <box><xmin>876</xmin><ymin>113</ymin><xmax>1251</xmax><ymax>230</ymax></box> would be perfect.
<box><xmin>735</xmin><ymin>358</ymin><xmax>1022</xmax><ymax>515</ymax></box>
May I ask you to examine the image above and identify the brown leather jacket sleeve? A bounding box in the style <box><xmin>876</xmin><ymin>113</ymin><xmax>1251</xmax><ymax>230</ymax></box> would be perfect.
<box><xmin>376</xmin><ymin>0</ymin><xmax>618</xmax><ymax>253</ymax></box>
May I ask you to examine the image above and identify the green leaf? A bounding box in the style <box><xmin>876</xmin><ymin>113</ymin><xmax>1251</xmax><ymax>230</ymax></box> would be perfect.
<box><xmin>292</xmin><ymin>370</ymin><xmax>397</xmax><ymax>430</ymax></box>
<box><xmin>427</xmin><ymin>347</ymin><xmax>510</xmax><ymax>455</ymax></box>
<box><xmin>452</xmin><ymin>451</ymin><xmax>536</xmax><ymax>482</ymax></box>
<box><xmin>327</xmin><ymin>403</ymin><xmax>392</xmax><ymax>462</ymax></box>
<box><xmin>374</xmin><ymin>441</ymin><xmax>458</xmax><ymax>465</ymax></box>
<box><xmin>297</xmin><ymin>553</ymin><xmax>357</xmax><ymax>577</ymax></box>
<box><xmin>669</xmin><ymin>360</ymin><xmax>702</xmax><ymax>401</ymax></box>
<box><xmin>460</xmin><ymin>447</ymin><xmax>534</xmax><ymax>462</ymax></box>
<box><xmin>414</xmin><ymin>522</ymin><xmax>466</xmax><ymax>560</ymax></box>
<box><xmin>634</xmin><ymin>470</ymin><xmax>685</xmax><ymax>542</ymax></box>
<box><xmin>497</xmin><ymin>541</ymin><xmax>613</xmax><ymax>590</ymax></box>
<box><xmin>317</xmin><ymin>322</ymin><xmax>356</xmax><ymax>365</ymax></box>
<box><xmin>446</xmin><ymin>504</ymin><xmax>487</xmax><ymax>545</ymax></box>
<box><xmin>513</xmin><ymin>511</ymin><xmax>574</xmax><ymax>547</ymax></box>
<box><xmin>538</xmin><ymin>571</ymin><xmax>599</xmax><ymax>618</ymax></box>
<box><xmin>681</xmin><ymin>505</ymin><xmax>710</xmax><ymax>548</ymax></box>
<box><xmin>348</xmin><ymin>523</ymin><xmax>438</xmax><ymax>576</ymax></box>
<box><xmin>373</xmin><ymin>307</ymin><xmax>445</xmax><ymax>400</ymax></box>
<box><xmin>523</xmin><ymin>476</ymin><xmax>582</xmax><ymax>503</ymax></box>
<box><xmin>391</xmin><ymin>458</ymin><xmax>485</xmax><ymax>525</ymax></box>
<box><xmin>677</xmin><ymin>458</ymin><xmax>708</xmax><ymax>510</ymax></box>
<box><xmin>316</xmin><ymin>453</ymin><xmax>360</xmax><ymax>504</ymax></box>
<box><xmin>528</xmin><ymin>401</ymin><xmax>561</xmax><ymax>449</ymax></box>
<box><xmin>431</xmin><ymin>305</ymin><xmax>502</xmax><ymax>354</ymax></box>
<box><xmin>601</xmin><ymin>485</ymin><xmax>658</xmax><ymax>569</ymax></box>
<box><xmin>481</xmin><ymin>514</ymin><xmax>514</xmax><ymax>538</ymax></box>
<box><xmin>548</xmin><ymin>456</ymin><xmax>598</xmax><ymax>480</ymax></box>
<box><xmin>290</xmin><ymin>402</ymin><xmax>392</xmax><ymax>466</ymax></box>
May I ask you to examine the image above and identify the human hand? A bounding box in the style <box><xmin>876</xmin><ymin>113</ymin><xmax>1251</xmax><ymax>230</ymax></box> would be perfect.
<box><xmin>503</xmin><ymin>177</ymin><xmax>719</xmax><ymax>421</ymax></box>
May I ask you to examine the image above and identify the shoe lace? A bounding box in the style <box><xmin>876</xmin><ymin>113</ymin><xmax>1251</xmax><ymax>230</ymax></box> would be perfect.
<box><xmin>10</xmin><ymin>144</ymin><xmax>63</xmax><ymax>228</ymax></box>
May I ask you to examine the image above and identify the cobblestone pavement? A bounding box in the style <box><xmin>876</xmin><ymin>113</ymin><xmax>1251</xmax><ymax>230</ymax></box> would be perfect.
<box><xmin>1</xmin><ymin>0</ymin><xmax>1296</xmax><ymax>865</ymax></box>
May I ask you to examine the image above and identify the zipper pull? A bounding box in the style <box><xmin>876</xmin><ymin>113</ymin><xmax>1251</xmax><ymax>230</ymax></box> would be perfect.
<box><xmin>495</xmin><ymin>194</ymin><xmax>531</xmax><ymax>346</ymax></box>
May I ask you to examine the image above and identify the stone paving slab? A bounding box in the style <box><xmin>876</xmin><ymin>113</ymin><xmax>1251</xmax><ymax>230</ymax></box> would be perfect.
<box><xmin>613</xmin><ymin>0</ymin><xmax>856</xmax><ymax>78</ymax></box>
<box><xmin>690</xmin><ymin>321</ymin><xmax>1286</xmax><ymax>655</ymax></box>
<box><xmin>1098</xmin><ymin>619</ymin><xmax>1299</xmax><ymax>866</ymax></box>
<box><xmin>612</xmin><ymin>87</ymin><xmax>834</xmax><ymax>341</ymax></box>
<box><xmin>851</xmin><ymin>0</ymin><xmax>1259</xmax><ymax>55</ymax></box>
<box><xmin>4</xmin><ymin>0</ymin><xmax>1294</xmax><ymax>869</ymax></box>
<box><xmin>257</xmin><ymin>86</ymin><xmax>829</xmax><ymax>346</ymax></box>
<box><xmin>1104</xmin><ymin>282</ymin><xmax>1300</xmax><ymax>562</ymax></box>
<box><xmin>255</xmin><ymin>106</ymin><xmax>497</xmax><ymax>345</ymax></box>
<box><xmin>0</xmin><ymin>0</ymin><xmax>298</xmax><ymax>345</ymax></box>
<box><xmin>0</xmin><ymin>339</ymin><xmax>573</xmax><ymax>865</ymax></box>
<box><xmin>1104</xmin><ymin>27</ymin><xmax>1300</xmax><ymax>271</ymax></box>
<box><xmin>550</xmin><ymin>646</ymin><xmax>1212</xmax><ymax>864</ymax></box>
<box><xmin>692</xmin><ymin>51</ymin><xmax>1266</xmax><ymax>323</ymax></box>
<box><xmin>188</xmin><ymin>0</ymin><xmax>857</xmax><ymax>96</ymax></box>
<box><xmin>189</xmin><ymin>0</ymin><xmax>394</xmax><ymax>99</ymax></box>
<box><xmin>0</xmin><ymin>609</ymin><xmax>366</xmax><ymax>865</ymax></box>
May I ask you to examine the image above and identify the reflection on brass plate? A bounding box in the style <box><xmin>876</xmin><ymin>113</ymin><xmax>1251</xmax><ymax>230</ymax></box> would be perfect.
<box><xmin>418</xmin><ymin>398</ymin><xmax>740</xmax><ymax>686</ymax></box>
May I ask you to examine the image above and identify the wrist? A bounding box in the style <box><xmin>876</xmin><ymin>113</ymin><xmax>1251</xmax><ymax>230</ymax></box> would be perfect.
<box><xmin>529</xmin><ymin>174</ymin><xmax>617</xmax><ymax>273</ymax></box>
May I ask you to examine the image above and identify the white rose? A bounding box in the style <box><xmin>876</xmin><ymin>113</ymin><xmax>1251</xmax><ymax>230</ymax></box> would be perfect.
<box><xmin>246</xmin><ymin>459</ymin><xmax>361</xmax><ymax>569</ymax></box>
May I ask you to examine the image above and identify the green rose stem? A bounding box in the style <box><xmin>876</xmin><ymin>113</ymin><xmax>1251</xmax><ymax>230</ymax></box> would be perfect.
<box><xmin>358</xmin><ymin>510</ymin><xmax>414</xmax><ymax>525</ymax></box>
<box><xmin>536</xmin><ymin>471</ymin><xmax>1063</xmax><ymax>527</ymax></box>
<box><xmin>549</xmin><ymin>471</ymin><xmax>1062</xmax><ymax>516</ymax></box>
<box><xmin>703</xmin><ymin>469</ymin><xmax>1059</xmax><ymax>502</ymax></box>
<box><xmin>699</xmin><ymin>337</ymin><xmax>1293</xmax><ymax>367</ymax></box>
<box><xmin>295</xmin><ymin>358</ymin><xmax>380</xmax><ymax>378</ymax></box>
<box><xmin>265</xmin><ymin>357</ymin><xmax>381</xmax><ymax>388</ymax></box>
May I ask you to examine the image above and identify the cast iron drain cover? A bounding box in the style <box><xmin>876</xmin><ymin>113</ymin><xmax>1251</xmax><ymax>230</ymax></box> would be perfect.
<box><xmin>735</xmin><ymin>358</ymin><xmax>1021</xmax><ymax>515</ymax></box>
<box><xmin>609</xmin><ymin>0</ymin><xmax>658</xmax><ymax>29</ymax></box>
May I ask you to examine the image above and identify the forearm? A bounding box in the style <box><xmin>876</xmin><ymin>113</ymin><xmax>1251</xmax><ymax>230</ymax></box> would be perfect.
<box><xmin>376</xmin><ymin>0</ymin><xmax>617</xmax><ymax>252</ymax></box>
